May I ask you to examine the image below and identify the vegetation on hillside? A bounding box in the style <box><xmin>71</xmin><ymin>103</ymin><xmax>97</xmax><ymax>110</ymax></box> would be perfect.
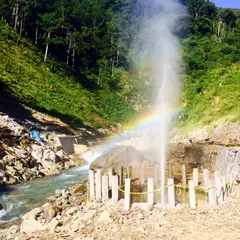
<box><xmin>0</xmin><ymin>0</ymin><xmax>239</xmax><ymax>131</ymax></box>
<box><xmin>178</xmin><ymin>0</ymin><xmax>240</xmax><ymax>132</ymax></box>
<box><xmin>0</xmin><ymin>23</ymin><xmax>133</xmax><ymax>128</ymax></box>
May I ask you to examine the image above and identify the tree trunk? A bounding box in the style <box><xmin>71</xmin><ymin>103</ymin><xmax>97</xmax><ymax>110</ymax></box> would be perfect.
<box><xmin>111</xmin><ymin>59</ymin><xmax>115</xmax><ymax>77</ymax></box>
<box><xmin>14</xmin><ymin>5</ymin><xmax>19</xmax><ymax>31</ymax></box>
<box><xmin>116</xmin><ymin>43</ymin><xmax>120</xmax><ymax>67</ymax></box>
<box><xmin>98</xmin><ymin>67</ymin><xmax>101</xmax><ymax>86</ymax></box>
<box><xmin>35</xmin><ymin>27</ymin><xmax>38</xmax><ymax>45</ymax></box>
<box><xmin>66</xmin><ymin>34</ymin><xmax>72</xmax><ymax>65</ymax></box>
<box><xmin>44</xmin><ymin>32</ymin><xmax>51</xmax><ymax>63</ymax></box>
<box><xmin>72</xmin><ymin>43</ymin><xmax>75</xmax><ymax>69</ymax></box>
<box><xmin>20</xmin><ymin>19</ymin><xmax>23</xmax><ymax>36</ymax></box>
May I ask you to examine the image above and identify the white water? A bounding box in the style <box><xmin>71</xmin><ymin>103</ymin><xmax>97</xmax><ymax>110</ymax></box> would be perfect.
<box><xmin>134</xmin><ymin>0</ymin><xmax>184</xmax><ymax>203</ymax></box>
<box><xmin>0</xmin><ymin>165</ymin><xmax>88</xmax><ymax>226</ymax></box>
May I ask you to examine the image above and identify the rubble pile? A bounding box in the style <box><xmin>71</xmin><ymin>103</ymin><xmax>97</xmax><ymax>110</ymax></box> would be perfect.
<box><xmin>0</xmin><ymin>115</ymin><xmax>75</xmax><ymax>185</ymax></box>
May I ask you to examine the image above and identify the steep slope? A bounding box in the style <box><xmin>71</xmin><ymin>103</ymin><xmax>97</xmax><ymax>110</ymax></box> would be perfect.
<box><xmin>0</xmin><ymin>23</ymin><xmax>133</xmax><ymax>129</ymax></box>
<box><xmin>177</xmin><ymin>35</ymin><xmax>240</xmax><ymax>137</ymax></box>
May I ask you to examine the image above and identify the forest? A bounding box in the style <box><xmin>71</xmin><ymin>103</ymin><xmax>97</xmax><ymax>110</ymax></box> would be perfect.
<box><xmin>0</xmin><ymin>0</ymin><xmax>239</xmax><ymax>129</ymax></box>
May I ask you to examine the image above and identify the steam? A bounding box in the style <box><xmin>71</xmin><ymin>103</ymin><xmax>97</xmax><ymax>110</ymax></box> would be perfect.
<box><xmin>134</xmin><ymin>0</ymin><xmax>184</xmax><ymax>203</ymax></box>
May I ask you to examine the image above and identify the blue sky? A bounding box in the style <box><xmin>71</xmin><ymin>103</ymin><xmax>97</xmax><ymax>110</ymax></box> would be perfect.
<box><xmin>211</xmin><ymin>0</ymin><xmax>240</xmax><ymax>9</ymax></box>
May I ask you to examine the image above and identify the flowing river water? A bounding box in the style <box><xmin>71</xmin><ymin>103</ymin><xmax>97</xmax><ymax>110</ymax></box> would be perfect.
<box><xmin>0</xmin><ymin>164</ymin><xmax>89</xmax><ymax>227</ymax></box>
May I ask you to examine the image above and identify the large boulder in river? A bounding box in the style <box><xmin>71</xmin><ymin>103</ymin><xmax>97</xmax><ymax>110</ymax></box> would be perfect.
<box><xmin>90</xmin><ymin>145</ymin><xmax>145</xmax><ymax>178</ymax></box>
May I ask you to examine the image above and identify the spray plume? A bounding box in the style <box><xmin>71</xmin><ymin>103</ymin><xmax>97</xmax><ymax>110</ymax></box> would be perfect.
<box><xmin>133</xmin><ymin>0</ymin><xmax>185</xmax><ymax>202</ymax></box>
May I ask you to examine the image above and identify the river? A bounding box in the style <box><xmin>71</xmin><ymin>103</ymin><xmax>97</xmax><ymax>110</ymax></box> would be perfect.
<box><xmin>0</xmin><ymin>164</ymin><xmax>89</xmax><ymax>227</ymax></box>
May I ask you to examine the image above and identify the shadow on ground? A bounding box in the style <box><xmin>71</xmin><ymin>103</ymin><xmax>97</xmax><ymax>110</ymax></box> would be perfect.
<box><xmin>0</xmin><ymin>82</ymin><xmax>104</xmax><ymax>138</ymax></box>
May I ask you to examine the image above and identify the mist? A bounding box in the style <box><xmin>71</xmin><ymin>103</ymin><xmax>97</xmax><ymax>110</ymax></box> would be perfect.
<box><xmin>133</xmin><ymin>0</ymin><xmax>185</xmax><ymax>202</ymax></box>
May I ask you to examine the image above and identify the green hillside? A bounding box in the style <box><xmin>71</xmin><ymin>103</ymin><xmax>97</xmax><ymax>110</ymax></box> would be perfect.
<box><xmin>178</xmin><ymin>35</ymin><xmax>240</xmax><ymax>133</ymax></box>
<box><xmin>0</xmin><ymin>0</ymin><xmax>240</xmax><ymax>134</ymax></box>
<box><xmin>0</xmin><ymin>23</ymin><xmax>133</xmax><ymax>128</ymax></box>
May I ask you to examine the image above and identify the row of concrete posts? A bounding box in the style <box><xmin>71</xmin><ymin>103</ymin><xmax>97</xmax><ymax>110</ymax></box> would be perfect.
<box><xmin>88</xmin><ymin>166</ymin><xmax>234</xmax><ymax>210</ymax></box>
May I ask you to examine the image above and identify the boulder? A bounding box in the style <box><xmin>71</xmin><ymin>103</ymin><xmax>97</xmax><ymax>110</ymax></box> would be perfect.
<box><xmin>42</xmin><ymin>149</ymin><xmax>57</xmax><ymax>163</ymax></box>
<box><xmin>56</xmin><ymin>149</ymin><xmax>68</xmax><ymax>159</ymax></box>
<box><xmin>98</xmin><ymin>210</ymin><xmax>112</xmax><ymax>223</ymax></box>
<box><xmin>47</xmin><ymin>218</ymin><xmax>59</xmax><ymax>233</ymax></box>
<box><xmin>73</xmin><ymin>144</ymin><xmax>88</xmax><ymax>154</ymax></box>
<box><xmin>72</xmin><ymin>184</ymin><xmax>86</xmax><ymax>195</ymax></box>
<box><xmin>31</xmin><ymin>145</ymin><xmax>43</xmax><ymax>162</ymax></box>
<box><xmin>5</xmin><ymin>225</ymin><xmax>19</xmax><ymax>240</ymax></box>
<box><xmin>22</xmin><ymin>207</ymin><xmax>43</xmax><ymax>220</ymax></box>
<box><xmin>20</xmin><ymin>219</ymin><xmax>47</xmax><ymax>234</ymax></box>
<box><xmin>90</xmin><ymin>145</ymin><xmax>144</xmax><ymax>178</ymax></box>
<box><xmin>42</xmin><ymin>203</ymin><xmax>56</xmax><ymax>222</ymax></box>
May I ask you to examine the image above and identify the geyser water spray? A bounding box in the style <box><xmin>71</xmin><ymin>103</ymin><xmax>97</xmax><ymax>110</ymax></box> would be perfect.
<box><xmin>133</xmin><ymin>0</ymin><xmax>184</xmax><ymax>203</ymax></box>
<box><xmin>81</xmin><ymin>0</ymin><xmax>184</xmax><ymax>204</ymax></box>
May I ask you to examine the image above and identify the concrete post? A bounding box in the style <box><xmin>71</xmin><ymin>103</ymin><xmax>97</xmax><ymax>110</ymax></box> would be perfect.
<box><xmin>112</xmin><ymin>175</ymin><xmax>119</xmax><ymax>203</ymax></box>
<box><xmin>225</xmin><ymin>176</ymin><xmax>230</xmax><ymax>198</ymax></box>
<box><xmin>203</xmin><ymin>169</ymin><xmax>209</xmax><ymax>192</ymax></box>
<box><xmin>96</xmin><ymin>169</ymin><xmax>102</xmax><ymax>201</ymax></box>
<box><xmin>193</xmin><ymin>168</ymin><xmax>198</xmax><ymax>186</ymax></box>
<box><xmin>140</xmin><ymin>164</ymin><xmax>145</xmax><ymax>184</ymax></box>
<box><xmin>229</xmin><ymin>176</ymin><xmax>234</xmax><ymax>194</ymax></box>
<box><xmin>147</xmin><ymin>178</ymin><xmax>154</xmax><ymax>206</ymax></box>
<box><xmin>221</xmin><ymin>176</ymin><xmax>227</xmax><ymax>200</ymax></box>
<box><xmin>214</xmin><ymin>171</ymin><xmax>223</xmax><ymax>203</ymax></box>
<box><xmin>154</xmin><ymin>164</ymin><xmax>159</xmax><ymax>186</ymax></box>
<box><xmin>124</xmin><ymin>178</ymin><xmax>131</xmax><ymax>211</ymax></box>
<box><xmin>128</xmin><ymin>166</ymin><xmax>133</xmax><ymax>179</ymax></box>
<box><xmin>189</xmin><ymin>180</ymin><xmax>196</xmax><ymax>209</ymax></box>
<box><xmin>102</xmin><ymin>175</ymin><xmax>109</xmax><ymax>203</ymax></box>
<box><xmin>168</xmin><ymin>178</ymin><xmax>175</xmax><ymax>208</ymax></box>
<box><xmin>118</xmin><ymin>166</ymin><xmax>123</xmax><ymax>186</ymax></box>
<box><xmin>108</xmin><ymin>168</ymin><xmax>113</xmax><ymax>188</ymax></box>
<box><xmin>168</xmin><ymin>163</ymin><xmax>172</xmax><ymax>179</ymax></box>
<box><xmin>182</xmin><ymin>165</ymin><xmax>187</xmax><ymax>186</ymax></box>
<box><xmin>89</xmin><ymin>170</ymin><xmax>95</xmax><ymax>201</ymax></box>
<box><xmin>208</xmin><ymin>180</ymin><xmax>217</xmax><ymax>206</ymax></box>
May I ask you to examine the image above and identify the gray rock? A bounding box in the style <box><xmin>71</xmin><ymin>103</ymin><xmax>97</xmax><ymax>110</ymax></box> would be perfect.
<box><xmin>42</xmin><ymin>203</ymin><xmax>56</xmax><ymax>222</ymax></box>
<box><xmin>22</xmin><ymin>207</ymin><xmax>43</xmax><ymax>220</ymax></box>
<box><xmin>47</xmin><ymin>218</ymin><xmax>59</xmax><ymax>233</ymax></box>
<box><xmin>98</xmin><ymin>210</ymin><xmax>112</xmax><ymax>223</ymax></box>
<box><xmin>30</xmin><ymin>145</ymin><xmax>43</xmax><ymax>162</ymax></box>
<box><xmin>90</xmin><ymin>145</ymin><xmax>144</xmax><ymax>178</ymax></box>
<box><xmin>20</xmin><ymin>219</ymin><xmax>47</xmax><ymax>234</ymax></box>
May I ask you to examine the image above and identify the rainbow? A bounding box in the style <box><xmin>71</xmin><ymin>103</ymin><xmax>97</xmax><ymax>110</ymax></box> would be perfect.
<box><xmin>95</xmin><ymin>107</ymin><xmax>183</xmax><ymax>152</ymax></box>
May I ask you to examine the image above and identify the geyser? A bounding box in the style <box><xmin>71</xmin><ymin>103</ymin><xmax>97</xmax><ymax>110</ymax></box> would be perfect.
<box><xmin>133</xmin><ymin>0</ymin><xmax>184</xmax><ymax>203</ymax></box>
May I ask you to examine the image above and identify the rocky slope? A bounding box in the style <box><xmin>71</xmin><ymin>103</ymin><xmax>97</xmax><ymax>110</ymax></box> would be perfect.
<box><xmin>1</xmin><ymin>181</ymin><xmax>240</xmax><ymax>240</ymax></box>
<box><xmin>0</xmin><ymin>114</ymin><xmax>77</xmax><ymax>185</ymax></box>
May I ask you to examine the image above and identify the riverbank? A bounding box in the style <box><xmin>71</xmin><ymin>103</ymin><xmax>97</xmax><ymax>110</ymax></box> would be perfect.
<box><xmin>1</xmin><ymin>180</ymin><xmax>240</xmax><ymax>239</ymax></box>
<box><xmin>0</xmin><ymin>114</ymin><xmax>86</xmax><ymax>186</ymax></box>
<box><xmin>0</xmin><ymin>164</ymin><xmax>89</xmax><ymax>226</ymax></box>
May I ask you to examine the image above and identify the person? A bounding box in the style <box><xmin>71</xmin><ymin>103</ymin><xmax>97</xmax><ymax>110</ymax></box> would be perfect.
<box><xmin>30</xmin><ymin>129</ymin><xmax>47</xmax><ymax>144</ymax></box>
